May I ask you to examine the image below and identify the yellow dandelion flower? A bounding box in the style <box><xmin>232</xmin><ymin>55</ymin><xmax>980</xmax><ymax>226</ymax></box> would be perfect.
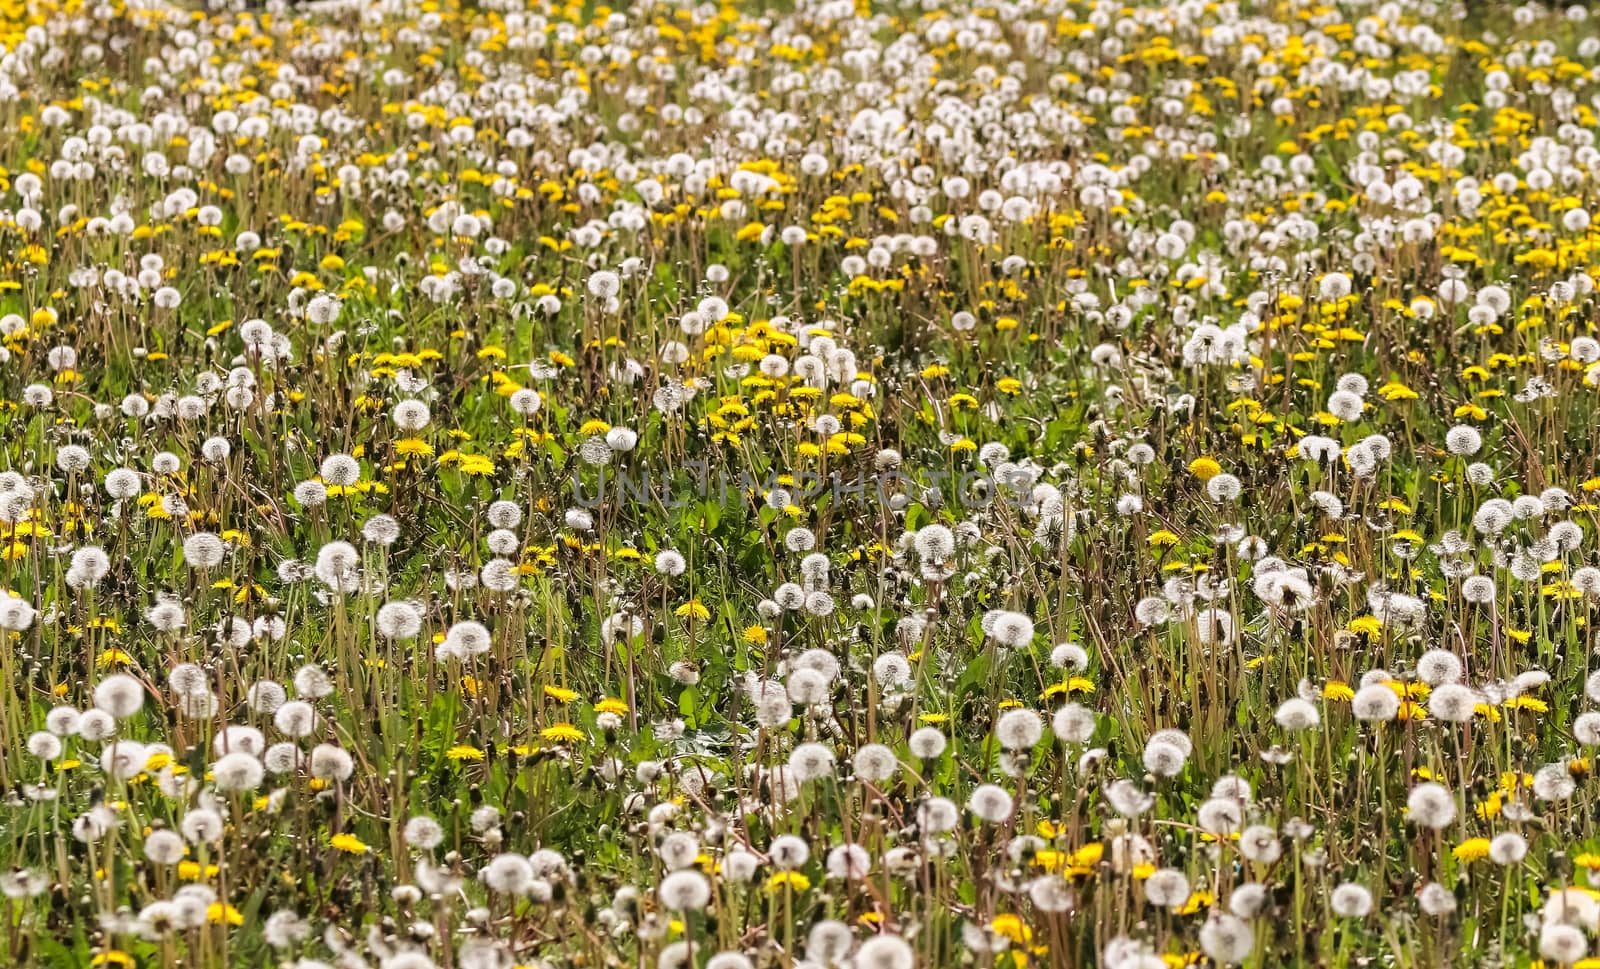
<box><xmin>1376</xmin><ymin>380</ymin><xmax>1419</xmax><ymax>401</ymax></box>
<box><xmin>1453</xmin><ymin>838</ymin><xmax>1491</xmax><ymax>862</ymax></box>
<box><xmin>207</xmin><ymin>903</ymin><xmax>245</xmax><ymax>925</ymax></box>
<box><xmin>457</xmin><ymin>455</ymin><xmax>496</xmax><ymax>476</ymax></box>
<box><xmin>1322</xmin><ymin>681</ymin><xmax>1356</xmax><ymax>702</ymax></box>
<box><xmin>540</xmin><ymin>723</ymin><xmax>585</xmax><ymax>744</ymax></box>
<box><xmin>676</xmin><ymin>599</ymin><xmax>711</xmax><ymax>621</ymax></box>
<box><xmin>1178</xmin><ymin>891</ymin><xmax>1214</xmax><ymax>915</ymax></box>
<box><xmin>1068</xmin><ymin>843</ymin><xmax>1103</xmax><ymax>867</ymax></box>
<box><xmin>1476</xmin><ymin>792</ymin><xmax>1503</xmax><ymax>820</ymax></box>
<box><xmin>1346</xmin><ymin>615</ymin><xmax>1383</xmax><ymax>637</ymax></box>
<box><xmin>765</xmin><ymin>871</ymin><xmax>811</xmax><ymax>892</ymax></box>
<box><xmin>990</xmin><ymin>914</ymin><xmax>1032</xmax><ymax>945</ymax></box>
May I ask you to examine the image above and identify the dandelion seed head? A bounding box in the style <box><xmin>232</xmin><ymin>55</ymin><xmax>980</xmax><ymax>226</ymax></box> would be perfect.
<box><xmin>1330</xmin><ymin>883</ymin><xmax>1373</xmax><ymax>918</ymax></box>
<box><xmin>1490</xmin><ymin>831</ymin><xmax>1528</xmax><ymax>865</ymax></box>
<box><xmin>1540</xmin><ymin>923</ymin><xmax>1588</xmax><ymax>964</ymax></box>
<box><xmin>657</xmin><ymin>870</ymin><xmax>710</xmax><ymax>911</ymax></box>
<box><xmin>986</xmin><ymin>610</ymin><xmax>1036</xmax><ymax>649</ymax></box>
<box><xmin>94</xmin><ymin>674</ymin><xmax>145</xmax><ymax>719</ymax></box>
<box><xmin>855</xmin><ymin>934</ymin><xmax>914</xmax><ymax>969</ymax></box>
<box><xmin>319</xmin><ymin>453</ymin><xmax>360</xmax><ymax>486</ymax></box>
<box><xmin>376</xmin><ymin>600</ymin><xmax>424</xmax><ymax>640</ymax></box>
<box><xmin>1418</xmin><ymin>882</ymin><xmax>1457</xmax><ymax>916</ymax></box>
<box><xmin>1144</xmin><ymin>868</ymin><xmax>1190</xmax><ymax>908</ymax></box>
<box><xmin>1351</xmin><ymin>683</ymin><xmax>1401</xmax><ymax>722</ymax></box>
<box><xmin>1199</xmin><ymin>913</ymin><xmax>1254</xmax><ymax>964</ymax></box>
<box><xmin>363</xmin><ymin>515</ymin><xmax>402</xmax><ymax>546</ymax></box>
<box><xmin>967</xmin><ymin>784</ymin><xmax>1014</xmax><ymax>823</ymax></box>
<box><xmin>996</xmin><ymin>708</ymin><xmax>1043</xmax><ymax>749</ymax></box>
<box><xmin>210</xmin><ymin>751</ymin><xmax>264</xmax><ymax>791</ymax></box>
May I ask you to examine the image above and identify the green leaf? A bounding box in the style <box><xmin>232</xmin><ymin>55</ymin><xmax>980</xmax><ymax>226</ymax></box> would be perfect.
<box><xmin>679</xmin><ymin>687</ymin><xmax>699</xmax><ymax>728</ymax></box>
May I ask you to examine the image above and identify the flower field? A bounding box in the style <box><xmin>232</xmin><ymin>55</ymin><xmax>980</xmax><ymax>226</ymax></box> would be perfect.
<box><xmin>4</xmin><ymin>0</ymin><xmax>1600</xmax><ymax>965</ymax></box>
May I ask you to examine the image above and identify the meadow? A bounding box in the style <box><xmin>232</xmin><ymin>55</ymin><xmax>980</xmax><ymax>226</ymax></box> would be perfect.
<box><xmin>2</xmin><ymin>0</ymin><xmax>1600</xmax><ymax>965</ymax></box>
